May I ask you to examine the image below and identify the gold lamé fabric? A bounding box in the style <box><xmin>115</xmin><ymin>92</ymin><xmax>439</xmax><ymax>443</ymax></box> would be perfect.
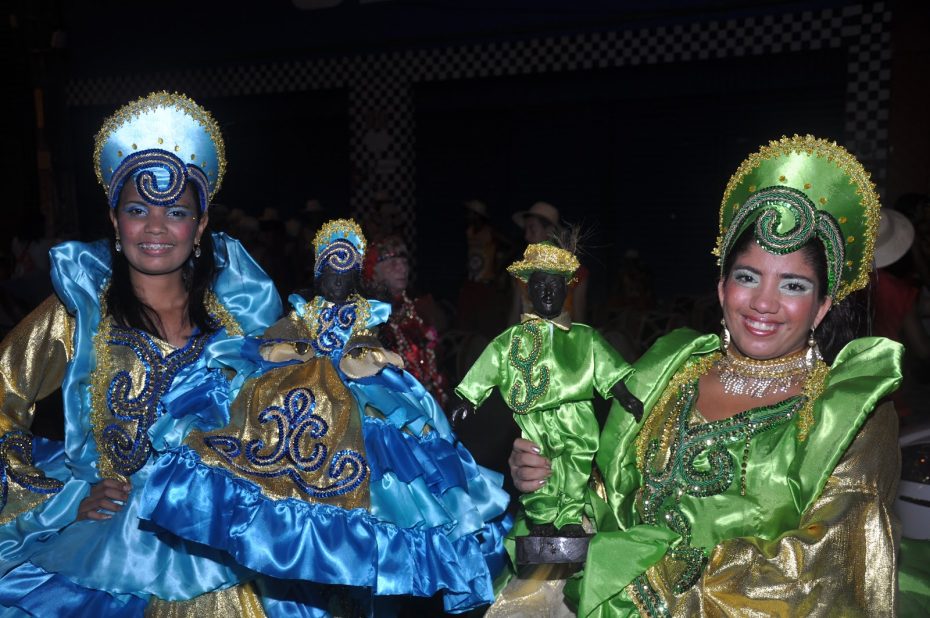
<box><xmin>263</xmin><ymin>312</ymin><xmax>305</xmax><ymax>340</ymax></box>
<box><xmin>486</xmin><ymin>563</ymin><xmax>580</xmax><ymax>618</ymax></box>
<box><xmin>639</xmin><ymin>402</ymin><xmax>900</xmax><ymax>617</ymax></box>
<box><xmin>92</xmin><ymin>316</ymin><xmax>209</xmax><ymax>483</ymax></box>
<box><xmin>340</xmin><ymin>344</ymin><xmax>404</xmax><ymax>380</ymax></box>
<box><xmin>264</xmin><ymin>312</ymin><xmax>404</xmax><ymax>379</ymax></box>
<box><xmin>145</xmin><ymin>581</ymin><xmax>266</xmax><ymax>618</ymax></box>
<box><xmin>0</xmin><ymin>296</ymin><xmax>73</xmax><ymax>523</ymax></box>
<box><xmin>0</xmin><ymin>295</ymin><xmax>73</xmax><ymax>434</ymax></box>
<box><xmin>192</xmin><ymin>357</ymin><xmax>369</xmax><ymax>509</ymax></box>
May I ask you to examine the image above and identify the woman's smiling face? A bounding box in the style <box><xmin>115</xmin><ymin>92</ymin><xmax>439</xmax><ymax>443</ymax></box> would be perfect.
<box><xmin>718</xmin><ymin>241</ymin><xmax>832</xmax><ymax>360</ymax></box>
<box><xmin>110</xmin><ymin>181</ymin><xmax>206</xmax><ymax>278</ymax></box>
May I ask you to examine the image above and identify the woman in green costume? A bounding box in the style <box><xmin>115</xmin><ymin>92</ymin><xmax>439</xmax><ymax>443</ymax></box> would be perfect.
<box><xmin>506</xmin><ymin>135</ymin><xmax>904</xmax><ymax>616</ymax></box>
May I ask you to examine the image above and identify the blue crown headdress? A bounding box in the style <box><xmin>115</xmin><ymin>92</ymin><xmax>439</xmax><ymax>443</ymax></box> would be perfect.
<box><xmin>94</xmin><ymin>92</ymin><xmax>225</xmax><ymax>212</ymax></box>
<box><xmin>313</xmin><ymin>219</ymin><xmax>367</xmax><ymax>277</ymax></box>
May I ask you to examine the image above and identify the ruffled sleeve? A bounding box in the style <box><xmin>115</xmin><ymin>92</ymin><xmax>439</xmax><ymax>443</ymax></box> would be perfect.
<box><xmin>211</xmin><ymin>232</ymin><xmax>282</xmax><ymax>336</ymax></box>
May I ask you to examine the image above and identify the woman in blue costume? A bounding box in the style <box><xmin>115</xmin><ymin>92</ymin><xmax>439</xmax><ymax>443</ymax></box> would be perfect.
<box><xmin>0</xmin><ymin>92</ymin><xmax>282</xmax><ymax>615</ymax></box>
<box><xmin>502</xmin><ymin>136</ymin><xmax>907</xmax><ymax>616</ymax></box>
<box><xmin>140</xmin><ymin>219</ymin><xmax>512</xmax><ymax>615</ymax></box>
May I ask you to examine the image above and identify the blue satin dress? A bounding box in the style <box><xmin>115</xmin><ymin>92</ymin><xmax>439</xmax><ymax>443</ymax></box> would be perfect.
<box><xmin>140</xmin><ymin>293</ymin><xmax>512</xmax><ymax>615</ymax></box>
<box><xmin>0</xmin><ymin>234</ymin><xmax>282</xmax><ymax>616</ymax></box>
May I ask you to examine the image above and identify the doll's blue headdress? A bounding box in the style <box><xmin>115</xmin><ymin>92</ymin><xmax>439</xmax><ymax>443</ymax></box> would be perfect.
<box><xmin>94</xmin><ymin>91</ymin><xmax>225</xmax><ymax>212</ymax></box>
<box><xmin>312</xmin><ymin>219</ymin><xmax>367</xmax><ymax>277</ymax></box>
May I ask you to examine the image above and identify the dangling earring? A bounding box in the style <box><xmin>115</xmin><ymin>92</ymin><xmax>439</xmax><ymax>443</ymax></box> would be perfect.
<box><xmin>115</xmin><ymin>236</ymin><xmax>122</xmax><ymax>253</ymax></box>
<box><xmin>720</xmin><ymin>318</ymin><xmax>731</xmax><ymax>352</ymax></box>
<box><xmin>194</xmin><ymin>241</ymin><xmax>201</xmax><ymax>259</ymax></box>
<box><xmin>805</xmin><ymin>327</ymin><xmax>820</xmax><ymax>369</ymax></box>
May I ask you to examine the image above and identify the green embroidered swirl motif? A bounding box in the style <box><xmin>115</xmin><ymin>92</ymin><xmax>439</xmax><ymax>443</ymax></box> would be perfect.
<box><xmin>719</xmin><ymin>186</ymin><xmax>844</xmax><ymax>297</ymax></box>
<box><xmin>507</xmin><ymin>321</ymin><xmax>550</xmax><ymax>414</ymax></box>
<box><xmin>640</xmin><ymin>382</ymin><xmax>800</xmax><ymax>593</ymax></box>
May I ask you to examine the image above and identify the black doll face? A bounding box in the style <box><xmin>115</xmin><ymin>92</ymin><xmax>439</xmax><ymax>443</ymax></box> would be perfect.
<box><xmin>528</xmin><ymin>271</ymin><xmax>567</xmax><ymax>318</ymax></box>
<box><xmin>317</xmin><ymin>265</ymin><xmax>357</xmax><ymax>303</ymax></box>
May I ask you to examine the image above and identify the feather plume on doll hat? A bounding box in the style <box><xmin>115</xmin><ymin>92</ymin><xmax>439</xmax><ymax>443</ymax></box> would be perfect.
<box><xmin>312</xmin><ymin>218</ymin><xmax>367</xmax><ymax>277</ymax></box>
<box><xmin>94</xmin><ymin>91</ymin><xmax>225</xmax><ymax>212</ymax></box>
<box><xmin>507</xmin><ymin>242</ymin><xmax>579</xmax><ymax>283</ymax></box>
<box><xmin>714</xmin><ymin>135</ymin><xmax>881</xmax><ymax>302</ymax></box>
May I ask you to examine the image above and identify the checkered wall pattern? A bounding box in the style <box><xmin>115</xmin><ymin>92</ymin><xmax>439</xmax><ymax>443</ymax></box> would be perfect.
<box><xmin>67</xmin><ymin>2</ymin><xmax>892</xmax><ymax>247</ymax></box>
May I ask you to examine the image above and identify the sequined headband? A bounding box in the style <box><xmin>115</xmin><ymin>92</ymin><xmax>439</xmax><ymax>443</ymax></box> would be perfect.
<box><xmin>714</xmin><ymin>135</ymin><xmax>881</xmax><ymax>302</ymax></box>
<box><xmin>94</xmin><ymin>91</ymin><xmax>226</xmax><ymax>212</ymax></box>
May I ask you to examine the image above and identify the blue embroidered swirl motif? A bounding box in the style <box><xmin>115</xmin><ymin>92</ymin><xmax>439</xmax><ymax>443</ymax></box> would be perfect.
<box><xmin>311</xmin><ymin>302</ymin><xmax>357</xmax><ymax>357</ymax></box>
<box><xmin>315</xmin><ymin>239</ymin><xmax>362</xmax><ymax>276</ymax></box>
<box><xmin>204</xmin><ymin>387</ymin><xmax>368</xmax><ymax>498</ymax></box>
<box><xmin>0</xmin><ymin>430</ymin><xmax>63</xmax><ymax>511</ymax></box>
<box><xmin>102</xmin><ymin>327</ymin><xmax>211</xmax><ymax>477</ymax></box>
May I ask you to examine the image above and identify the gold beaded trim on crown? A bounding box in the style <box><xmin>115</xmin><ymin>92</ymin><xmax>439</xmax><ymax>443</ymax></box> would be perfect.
<box><xmin>713</xmin><ymin>135</ymin><xmax>880</xmax><ymax>302</ymax></box>
<box><xmin>312</xmin><ymin>219</ymin><xmax>367</xmax><ymax>257</ymax></box>
<box><xmin>93</xmin><ymin>91</ymin><xmax>227</xmax><ymax>199</ymax></box>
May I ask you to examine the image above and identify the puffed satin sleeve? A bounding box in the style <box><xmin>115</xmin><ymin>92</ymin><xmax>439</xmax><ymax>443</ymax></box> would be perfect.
<box><xmin>0</xmin><ymin>295</ymin><xmax>73</xmax><ymax>521</ymax></box>
<box><xmin>454</xmin><ymin>334</ymin><xmax>505</xmax><ymax>408</ymax></box>
<box><xmin>589</xmin><ymin>329</ymin><xmax>633</xmax><ymax>399</ymax></box>
<box><xmin>638</xmin><ymin>402</ymin><xmax>900</xmax><ymax>618</ymax></box>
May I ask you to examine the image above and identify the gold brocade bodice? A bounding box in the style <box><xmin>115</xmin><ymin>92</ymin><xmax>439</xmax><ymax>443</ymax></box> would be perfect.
<box><xmin>91</xmin><ymin>292</ymin><xmax>241</xmax><ymax>483</ymax></box>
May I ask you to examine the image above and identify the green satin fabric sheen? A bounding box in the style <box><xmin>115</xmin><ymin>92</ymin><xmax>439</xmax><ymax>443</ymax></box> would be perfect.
<box><xmin>457</xmin><ymin>321</ymin><xmax>632</xmax><ymax>528</ymax></box>
<box><xmin>722</xmin><ymin>147</ymin><xmax>871</xmax><ymax>296</ymax></box>
<box><xmin>900</xmin><ymin>538</ymin><xmax>930</xmax><ymax>617</ymax></box>
<box><xmin>516</xmin><ymin>400</ymin><xmax>600</xmax><ymax>527</ymax></box>
<box><xmin>578</xmin><ymin>329</ymin><xmax>903</xmax><ymax>617</ymax></box>
<box><xmin>594</xmin><ymin>331</ymin><xmax>718</xmax><ymax>534</ymax></box>
<box><xmin>455</xmin><ymin>322</ymin><xmax>630</xmax><ymax>410</ymax></box>
<box><xmin>573</xmin><ymin>524</ymin><xmax>679</xmax><ymax>616</ymax></box>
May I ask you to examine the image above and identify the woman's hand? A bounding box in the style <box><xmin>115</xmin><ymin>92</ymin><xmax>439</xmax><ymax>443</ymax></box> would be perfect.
<box><xmin>76</xmin><ymin>479</ymin><xmax>131</xmax><ymax>521</ymax></box>
<box><xmin>509</xmin><ymin>438</ymin><xmax>551</xmax><ymax>493</ymax></box>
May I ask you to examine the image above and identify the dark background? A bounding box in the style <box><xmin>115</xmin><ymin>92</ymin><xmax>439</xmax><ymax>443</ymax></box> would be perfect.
<box><xmin>3</xmin><ymin>0</ymin><xmax>927</xmax><ymax>306</ymax></box>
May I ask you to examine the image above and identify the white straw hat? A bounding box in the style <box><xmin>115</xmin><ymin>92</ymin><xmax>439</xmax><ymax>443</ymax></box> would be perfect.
<box><xmin>874</xmin><ymin>208</ymin><xmax>915</xmax><ymax>269</ymax></box>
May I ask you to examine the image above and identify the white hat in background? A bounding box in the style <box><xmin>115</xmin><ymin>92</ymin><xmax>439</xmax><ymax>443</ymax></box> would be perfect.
<box><xmin>512</xmin><ymin>201</ymin><xmax>561</xmax><ymax>229</ymax></box>
<box><xmin>874</xmin><ymin>208</ymin><xmax>915</xmax><ymax>268</ymax></box>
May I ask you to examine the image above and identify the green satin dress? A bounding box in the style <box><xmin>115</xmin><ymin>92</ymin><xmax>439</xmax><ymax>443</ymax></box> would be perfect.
<box><xmin>456</xmin><ymin>317</ymin><xmax>633</xmax><ymax>529</ymax></box>
<box><xmin>576</xmin><ymin>328</ymin><xmax>904</xmax><ymax>617</ymax></box>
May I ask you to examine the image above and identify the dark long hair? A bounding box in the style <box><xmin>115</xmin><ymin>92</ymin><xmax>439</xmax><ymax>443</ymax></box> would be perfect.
<box><xmin>106</xmin><ymin>212</ymin><xmax>218</xmax><ymax>338</ymax></box>
<box><xmin>721</xmin><ymin>228</ymin><xmax>868</xmax><ymax>364</ymax></box>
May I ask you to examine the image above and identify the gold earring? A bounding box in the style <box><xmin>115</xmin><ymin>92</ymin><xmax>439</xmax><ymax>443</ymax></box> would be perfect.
<box><xmin>720</xmin><ymin>318</ymin><xmax>731</xmax><ymax>352</ymax></box>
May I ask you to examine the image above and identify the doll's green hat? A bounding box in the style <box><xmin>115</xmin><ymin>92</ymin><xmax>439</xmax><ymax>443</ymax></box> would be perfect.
<box><xmin>714</xmin><ymin>135</ymin><xmax>881</xmax><ymax>302</ymax></box>
<box><xmin>507</xmin><ymin>242</ymin><xmax>579</xmax><ymax>283</ymax></box>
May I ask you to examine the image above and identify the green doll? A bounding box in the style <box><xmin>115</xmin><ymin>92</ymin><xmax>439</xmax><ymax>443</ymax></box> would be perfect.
<box><xmin>452</xmin><ymin>243</ymin><xmax>643</xmax><ymax>543</ymax></box>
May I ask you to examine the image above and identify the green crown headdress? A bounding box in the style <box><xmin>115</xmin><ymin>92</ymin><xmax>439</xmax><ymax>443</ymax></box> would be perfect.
<box><xmin>713</xmin><ymin>135</ymin><xmax>881</xmax><ymax>302</ymax></box>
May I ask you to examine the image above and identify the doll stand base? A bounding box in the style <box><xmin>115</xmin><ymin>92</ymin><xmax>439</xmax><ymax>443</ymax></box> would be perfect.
<box><xmin>516</xmin><ymin>533</ymin><xmax>592</xmax><ymax>565</ymax></box>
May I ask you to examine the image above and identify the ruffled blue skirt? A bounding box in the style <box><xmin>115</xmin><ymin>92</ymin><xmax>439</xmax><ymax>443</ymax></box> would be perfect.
<box><xmin>140</xmin><ymin>363</ymin><xmax>511</xmax><ymax>614</ymax></box>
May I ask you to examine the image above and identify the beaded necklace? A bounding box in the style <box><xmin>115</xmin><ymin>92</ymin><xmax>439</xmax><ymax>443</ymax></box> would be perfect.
<box><xmin>716</xmin><ymin>347</ymin><xmax>812</xmax><ymax>398</ymax></box>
